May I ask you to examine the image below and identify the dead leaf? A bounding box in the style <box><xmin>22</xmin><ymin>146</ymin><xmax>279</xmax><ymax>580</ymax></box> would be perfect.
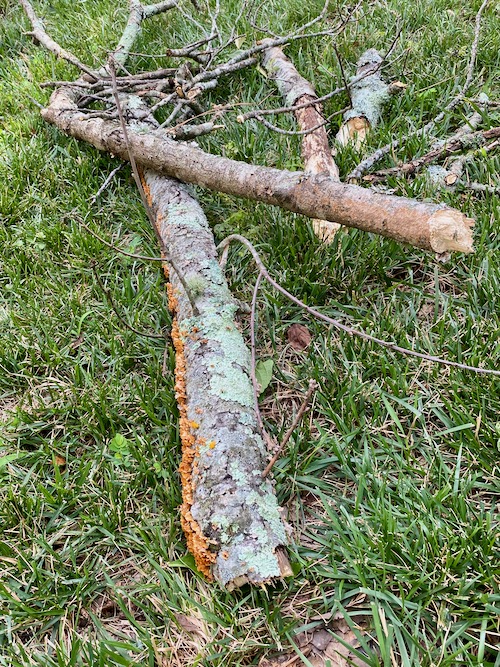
<box><xmin>312</xmin><ymin>628</ymin><xmax>332</xmax><ymax>651</ymax></box>
<box><xmin>259</xmin><ymin>614</ymin><xmax>371</xmax><ymax>667</ymax></box>
<box><xmin>54</xmin><ymin>454</ymin><xmax>66</xmax><ymax>468</ymax></box>
<box><xmin>174</xmin><ymin>612</ymin><xmax>206</xmax><ymax>637</ymax></box>
<box><xmin>388</xmin><ymin>80</ymin><xmax>407</xmax><ymax>94</ymax></box>
<box><xmin>258</xmin><ymin>656</ymin><xmax>296</xmax><ymax>667</ymax></box>
<box><xmin>287</xmin><ymin>324</ymin><xmax>312</xmax><ymax>351</ymax></box>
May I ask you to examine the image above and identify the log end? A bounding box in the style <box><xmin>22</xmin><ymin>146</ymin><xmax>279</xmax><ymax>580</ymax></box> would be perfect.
<box><xmin>312</xmin><ymin>219</ymin><xmax>341</xmax><ymax>243</ymax></box>
<box><xmin>428</xmin><ymin>209</ymin><xmax>475</xmax><ymax>254</ymax></box>
<box><xmin>336</xmin><ymin>117</ymin><xmax>370</xmax><ymax>149</ymax></box>
<box><xmin>224</xmin><ymin>546</ymin><xmax>293</xmax><ymax>591</ymax></box>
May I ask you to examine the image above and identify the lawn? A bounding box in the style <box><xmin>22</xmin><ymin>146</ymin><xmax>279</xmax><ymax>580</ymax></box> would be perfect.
<box><xmin>0</xmin><ymin>0</ymin><xmax>499</xmax><ymax>665</ymax></box>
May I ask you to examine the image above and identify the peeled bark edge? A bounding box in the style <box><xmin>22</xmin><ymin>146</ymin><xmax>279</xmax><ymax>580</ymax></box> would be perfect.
<box><xmin>262</xmin><ymin>42</ymin><xmax>341</xmax><ymax>242</ymax></box>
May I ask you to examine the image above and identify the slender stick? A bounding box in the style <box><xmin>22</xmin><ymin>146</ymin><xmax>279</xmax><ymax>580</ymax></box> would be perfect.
<box><xmin>90</xmin><ymin>262</ymin><xmax>166</xmax><ymax>339</ymax></box>
<box><xmin>108</xmin><ymin>59</ymin><xmax>198</xmax><ymax>313</ymax></box>
<box><xmin>250</xmin><ymin>272</ymin><xmax>276</xmax><ymax>452</ymax></box>
<box><xmin>348</xmin><ymin>0</ymin><xmax>490</xmax><ymax>180</ymax></box>
<box><xmin>218</xmin><ymin>234</ymin><xmax>500</xmax><ymax>377</ymax></box>
<box><xmin>262</xmin><ymin>379</ymin><xmax>318</xmax><ymax>478</ymax></box>
<box><xmin>19</xmin><ymin>0</ymin><xmax>98</xmax><ymax>79</ymax></box>
<box><xmin>89</xmin><ymin>164</ymin><xmax>124</xmax><ymax>203</ymax></box>
<box><xmin>77</xmin><ymin>216</ymin><xmax>166</xmax><ymax>261</ymax></box>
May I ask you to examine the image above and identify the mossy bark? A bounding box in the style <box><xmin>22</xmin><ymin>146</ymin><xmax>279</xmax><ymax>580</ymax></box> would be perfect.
<box><xmin>336</xmin><ymin>49</ymin><xmax>389</xmax><ymax>148</ymax></box>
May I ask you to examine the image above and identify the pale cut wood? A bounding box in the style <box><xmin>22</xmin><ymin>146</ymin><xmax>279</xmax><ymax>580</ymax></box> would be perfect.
<box><xmin>336</xmin><ymin>49</ymin><xmax>389</xmax><ymax>149</ymax></box>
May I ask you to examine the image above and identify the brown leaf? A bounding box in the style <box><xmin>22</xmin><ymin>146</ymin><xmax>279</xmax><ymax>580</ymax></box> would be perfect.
<box><xmin>287</xmin><ymin>324</ymin><xmax>312</xmax><ymax>351</ymax></box>
<box><xmin>258</xmin><ymin>656</ymin><xmax>299</xmax><ymax>667</ymax></box>
<box><xmin>174</xmin><ymin>612</ymin><xmax>206</xmax><ymax>637</ymax></box>
<box><xmin>388</xmin><ymin>80</ymin><xmax>408</xmax><ymax>94</ymax></box>
<box><xmin>54</xmin><ymin>455</ymin><xmax>66</xmax><ymax>468</ymax></box>
<box><xmin>312</xmin><ymin>628</ymin><xmax>332</xmax><ymax>651</ymax></box>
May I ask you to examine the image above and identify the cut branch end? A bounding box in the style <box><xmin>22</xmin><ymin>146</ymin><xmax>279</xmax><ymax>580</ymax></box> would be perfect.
<box><xmin>428</xmin><ymin>209</ymin><xmax>474</xmax><ymax>254</ymax></box>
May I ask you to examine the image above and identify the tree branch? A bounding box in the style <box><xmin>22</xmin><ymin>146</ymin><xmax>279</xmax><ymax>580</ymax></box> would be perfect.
<box><xmin>348</xmin><ymin>0</ymin><xmax>490</xmax><ymax>180</ymax></box>
<box><xmin>41</xmin><ymin>90</ymin><xmax>475</xmax><ymax>254</ymax></box>
<box><xmin>19</xmin><ymin>0</ymin><xmax>98</xmax><ymax>79</ymax></box>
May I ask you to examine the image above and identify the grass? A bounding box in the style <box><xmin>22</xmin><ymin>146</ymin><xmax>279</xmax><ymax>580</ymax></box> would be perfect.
<box><xmin>0</xmin><ymin>0</ymin><xmax>499</xmax><ymax>665</ymax></box>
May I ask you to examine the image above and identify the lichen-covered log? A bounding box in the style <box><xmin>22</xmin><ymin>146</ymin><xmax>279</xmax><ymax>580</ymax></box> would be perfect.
<box><xmin>262</xmin><ymin>42</ymin><xmax>340</xmax><ymax>242</ymax></box>
<box><xmin>42</xmin><ymin>88</ymin><xmax>474</xmax><ymax>254</ymax></box>
<box><xmin>336</xmin><ymin>49</ymin><xmax>390</xmax><ymax>148</ymax></box>
<box><xmin>21</xmin><ymin>0</ymin><xmax>291</xmax><ymax>591</ymax></box>
<box><xmin>140</xmin><ymin>171</ymin><xmax>292</xmax><ymax>589</ymax></box>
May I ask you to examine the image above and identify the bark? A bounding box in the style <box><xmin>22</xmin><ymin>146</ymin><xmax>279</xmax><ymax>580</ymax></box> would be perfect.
<box><xmin>42</xmin><ymin>88</ymin><xmax>475</xmax><ymax>254</ymax></box>
<box><xmin>142</xmin><ymin>172</ymin><xmax>291</xmax><ymax>589</ymax></box>
<box><xmin>21</xmin><ymin>0</ymin><xmax>292</xmax><ymax>588</ymax></box>
<box><xmin>262</xmin><ymin>42</ymin><xmax>340</xmax><ymax>241</ymax></box>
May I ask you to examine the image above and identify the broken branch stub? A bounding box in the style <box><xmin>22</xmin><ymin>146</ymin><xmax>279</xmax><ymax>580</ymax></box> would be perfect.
<box><xmin>140</xmin><ymin>171</ymin><xmax>291</xmax><ymax>589</ymax></box>
<box><xmin>336</xmin><ymin>49</ymin><xmax>389</xmax><ymax>148</ymax></box>
<box><xmin>42</xmin><ymin>90</ymin><xmax>475</xmax><ymax>254</ymax></box>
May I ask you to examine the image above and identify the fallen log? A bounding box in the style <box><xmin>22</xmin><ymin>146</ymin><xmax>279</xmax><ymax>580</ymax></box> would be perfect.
<box><xmin>142</xmin><ymin>170</ymin><xmax>292</xmax><ymax>589</ymax></box>
<box><xmin>20</xmin><ymin>0</ymin><xmax>292</xmax><ymax>588</ymax></box>
<box><xmin>42</xmin><ymin>88</ymin><xmax>474</xmax><ymax>254</ymax></box>
<box><xmin>120</xmin><ymin>94</ymin><xmax>293</xmax><ymax>589</ymax></box>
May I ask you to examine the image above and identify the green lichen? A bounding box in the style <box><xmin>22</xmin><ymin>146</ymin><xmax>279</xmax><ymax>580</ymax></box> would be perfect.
<box><xmin>229</xmin><ymin>460</ymin><xmax>249</xmax><ymax>484</ymax></box>
<box><xmin>186</xmin><ymin>275</ymin><xmax>207</xmax><ymax>298</ymax></box>
<box><xmin>236</xmin><ymin>547</ymin><xmax>281</xmax><ymax>580</ymax></box>
<box><xmin>246</xmin><ymin>489</ymin><xmax>288</xmax><ymax>542</ymax></box>
<box><xmin>346</xmin><ymin>79</ymin><xmax>389</xmax><ymax>127</ymax></box>
<box><xmin>164</xmin><ymin>203</ymin><xmax>207</xmax><ymax>228</ymax></box>
<box><xmin>186</xmin><ymin>311</ymin><xmax>254</xmax><ymax>407</ymax></box>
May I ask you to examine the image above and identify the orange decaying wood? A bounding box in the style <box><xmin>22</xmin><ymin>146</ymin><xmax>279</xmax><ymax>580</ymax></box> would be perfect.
<box><xmin>170</xmin><ymin>306</ymin><xmax>216</xmax><ymax>578</ymax></box>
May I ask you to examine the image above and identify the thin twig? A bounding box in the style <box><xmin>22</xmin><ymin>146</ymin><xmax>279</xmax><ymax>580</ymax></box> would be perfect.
<box><xmin>77</xmin><ymin>217</ymin><xmax>166</xmax><ymax>261</ymax></box>
<box><xmin>89</xmin><ymin>164</ymin><xmax>124</xmax><ymax>203</ymax></box>
<box><xmin>19</xmin><ymin>0</ymin><xmax>98</xmax><ymax>79</ymax></box>
<box><xmin>333</xmin><ymin>43</ymin><xmax>352</xmax><ymax>109</ymax></box>
<box><xmin>262</xmin><ymin>379</ymin><xmax>318</xmax><ymax>478</ymax></box>
<box><xmin>348</xmin><ymin>0</ymin><xmax>490</xmax><ymax>180</ymax></box>
<box><xmin>250</xmin><ymin>272</ymin><xmax>276</xmax><ymax>453</ymax></box>
<box><xmin>240</xmin><ymin>28</ymin><xmax>402</xmax><ymax>124</ymax></box>
<box><xmin>218</xmin><ymin>235</ymin><xmax>500</xmax><ymax>377</ymax></box>
<box><xmin>464</xmin><ymin>180</ymin><xmax>500</xmax><ymax>194</ymax></box>
<box><xmin>90</xmin><ymin>262</ymin><xmax>166</xmax><ymax>339</ymax></box>
<box><xmin>369</xmin><ymin>126</ymin><xmax>500</xmax><ymax>180</ymax></box>
<box><xmin>255</xmin><ymin>105</ymin><xmax>349</xmax><ymax>136</ymax></box>
<box><xmin>143</xmin><ymin>0</ymin><xmax>177</xmax><ymax>18</ymax></box>
<box><xmin>108</xmin><ymin>57</ymin><xmax>198</xmax><ymax>314</ymax></box>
